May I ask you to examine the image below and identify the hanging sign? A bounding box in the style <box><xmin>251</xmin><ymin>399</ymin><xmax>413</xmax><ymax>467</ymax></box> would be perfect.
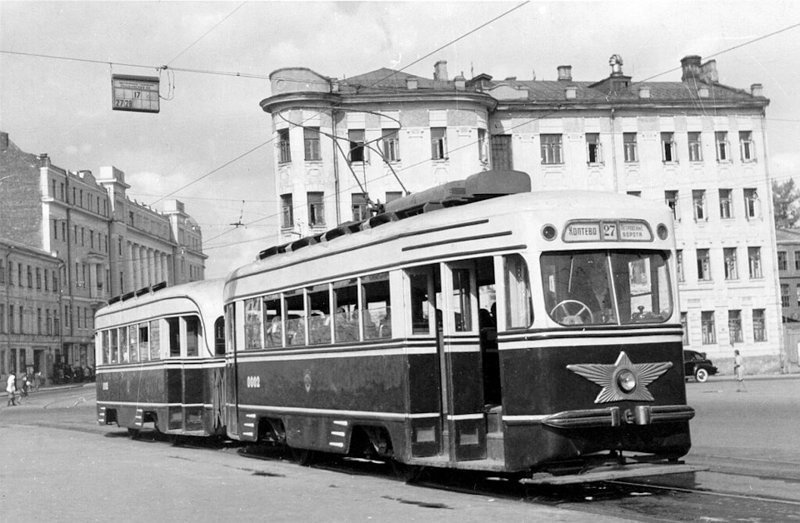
<box><xmin>111</xmin><ymin>74</ymin><xmax>160</xmax><ymax>113</ymax></box>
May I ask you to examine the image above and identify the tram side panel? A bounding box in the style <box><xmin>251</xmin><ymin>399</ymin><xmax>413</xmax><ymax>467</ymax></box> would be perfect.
<box><xmin>500</xmin><ymin>337</ymin><xmax>691</xmax><ymax>471</ymax></box>
<box><xmin>98</xmin><ymin>365</ymin><xmax>168</xmax><ymax>431</ymax></box>
<box><xmin>235</xmin><ymin>350</ymin><xmax>411</xmax><ymax>454</ymax></box>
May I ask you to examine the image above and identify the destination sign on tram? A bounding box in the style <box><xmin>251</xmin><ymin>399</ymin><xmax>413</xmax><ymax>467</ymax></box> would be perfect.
<box><xmin>564</xmin><ymin>220</ymin><xmax>652</xmax><ymax>242</ymax></box>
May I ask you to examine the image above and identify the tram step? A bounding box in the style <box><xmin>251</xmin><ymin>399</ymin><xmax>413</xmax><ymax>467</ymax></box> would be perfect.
<box><xmin>486</xmin><ymin>431</ymin><xmax>504</xmax><ymax>461</ymax></box>
<box><xmin>485</xmin><ymin>405</ymin><xmax>503</xmax><ymax>433</ymax></box>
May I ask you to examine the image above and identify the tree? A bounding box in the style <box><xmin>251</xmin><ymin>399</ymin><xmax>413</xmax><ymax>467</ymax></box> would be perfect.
<box><xmin>772</xmin><ymin>179</ymin><xmax>800</xmax><ymax>229</ymax></box>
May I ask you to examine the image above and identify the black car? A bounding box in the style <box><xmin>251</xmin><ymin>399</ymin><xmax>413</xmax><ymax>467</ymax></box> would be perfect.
<box><xmin>683</xmin><ymin>350</ymin><xmax>718</xmax><ymax>382</ymax></box>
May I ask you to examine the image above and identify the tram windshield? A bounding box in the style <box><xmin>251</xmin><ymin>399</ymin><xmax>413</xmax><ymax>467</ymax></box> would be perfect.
<box><xmin>541</xmin><ymin>250</ymin><xmax>673</xmax><ymax>326</ymax></box>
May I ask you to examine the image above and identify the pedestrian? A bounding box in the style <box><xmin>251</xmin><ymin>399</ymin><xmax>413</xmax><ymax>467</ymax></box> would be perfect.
<box><xmin>733</xmin><ymin>349</ymin><xmax>746</xmax><ymax>392</ymax></box>
<box><xmin>6</xmin><ymin>373</ymin><xmax>18</xmax><ymax>406</ymax></box>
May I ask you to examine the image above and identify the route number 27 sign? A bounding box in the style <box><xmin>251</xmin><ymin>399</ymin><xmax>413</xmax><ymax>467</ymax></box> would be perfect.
<box><xmin>111</xmin><ymin>74</ymin><xmax>160</xmax><ymax>113</ymax></box>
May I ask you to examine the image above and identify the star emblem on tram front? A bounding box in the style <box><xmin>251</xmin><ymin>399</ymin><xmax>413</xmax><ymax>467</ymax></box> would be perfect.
<box><xmin>566</xmin><ymin>351</ymin><xmax>673</xmax><ymax>403</ymax></box>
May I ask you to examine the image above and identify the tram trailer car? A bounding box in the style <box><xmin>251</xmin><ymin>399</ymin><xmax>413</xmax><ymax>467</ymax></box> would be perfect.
<box><xmin>223</xmin><ymin>169</ymin><xmax>696</xmax><ymax>483</ymax></box>
<box><xmin>95</xmin><ymin>279</ymin><xmax>227</xmax><ymax>437</ymax></box>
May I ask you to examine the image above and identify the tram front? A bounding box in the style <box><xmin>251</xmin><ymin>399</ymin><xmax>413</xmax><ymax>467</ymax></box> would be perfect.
<box><xmin>498</xmin><ymin>203</ymin><xmax>696</xmax><ymax>483</ymax></box>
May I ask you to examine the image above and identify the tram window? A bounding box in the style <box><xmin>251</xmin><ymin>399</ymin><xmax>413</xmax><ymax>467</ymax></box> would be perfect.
<box><xmin>505</xmin><ymin>254</ymin><xmax>533</xmax><ymax>329</ymax></box>
<box><xmin>129</xmin><ymin>325</ymin><xmax>139</xmax><ymax>363</ymax></box>
<box><xmin>167</xmin><ymin>317</ymin><xmax>180</xmax><ymax>357</ymax></box>
<box><xmin>214</xmin><ymin>316</ymin><xmax>225</xmax><ymax>356</ymax></box>
<box><xmin>150</xmin><ymin>320</ymin><xmax>161</xmax><ymax>360</ymax></box>
<box><xmin>185</xmin><ymin>316</ymin><xmax>200</xmax><ymax>357</ymax></box>
<box><xmin>333</xmin><ymin>279</ymin><xmax>359</xmax><ymax>343</ymax></box>
<box><xmin>408</xmin><ymin>267</ymin><xmax>440</xmax><ymax>335</ymax></box>
<box><xmin>225</xmin><ymin>304</ymin><xmax>235</xmax><ymax>353</ymax></box>
<box><xmin>541</xmin><ymin>251</ymin><xmax>672</xmax><ymax>326</ymax></box>
<box><xmin>102</xmin><ymin>330</ymin><xmax>110</xmax><ymax>364</ymax></box>
<box><xmin>451</xmin><ymin>268</ymin><xmax>473</xmax><ymax>332</ymax></box>
<box><xmin>110</xmin><ymin>328</ymin><xmax>118</xmax><ymax>363</ymax></box>
<box><xmin>139</xmin><ymin>324</ymin><xmax>149</xmax><ymax>362</ymax></box>
<box><xmin>284</xmin><ymin>290</ymin><xmax>306</xmax><ymax>346</ymax></box>
<box><xmin>120</xmin><ymin>326</ymin><xmax>130</xmax><ymax>362</ymax></box>
<box><xmin>244</xmin><ymin>298</ymin><xmax>262</xmax><ymax>350</ymax></box>
<box><xmin>263</xmin><ymin>295</ymin><xmax>283</xmax><ymax>348</ymax></box>
<box><xmin>362</xmin><ymin>273</ymin><xmax>391</xmax><ymax>339</ymax></box>
<box><xmin>308</xmin><ymin>284</ymin><xmax>331</xmax><ymax>345</ymax></box>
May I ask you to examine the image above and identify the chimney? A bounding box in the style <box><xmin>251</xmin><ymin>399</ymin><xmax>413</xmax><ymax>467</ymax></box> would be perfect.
<box><xmin>406</xmin><ymin>78</ymin><xmax>418</xmax><ymax>90</ymax></box>
<box><xmin>681</xmin><ymin>55</ymin><xmax>702</xmax><ymax>82</ymax></box>
<box><xmin>0</xmin><ymin>132</ymin><xmax>8</xmax><ymax>151</ymax></box>
<box><xmin>751</xmin><ymin>83</ymin><xmax>764</xmax><ymax>97</ymax></box>
<box><xmin>700</xmin><ymin>60</ymin><xmax>718</xmax><ymax>84</ymax></box>
<box><xmin>454</xmin><ymin>74</ymin><xmax>466</xmax><ymax>91</ymax></box>
<box><xmin>557</xmin><ymin>65</ymin><xmax>572</xmax><ymax>82</ymax></box>
<box><xmin>434</xmin><ymin>60</ymin><xmax>448</xmax><ymax>81</ymax></box>
<box><xmin>37</xmin><ymin>153</ymin><xmax>50</xmax><ymax>168</ymax></box>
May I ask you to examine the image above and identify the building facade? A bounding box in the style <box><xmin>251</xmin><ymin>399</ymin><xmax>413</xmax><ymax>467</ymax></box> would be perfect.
<box><xmin>0</xmin><ymin>132</ymin><xmax>206</xmax><ymax>381</ymax></box>
<box><xmin>260</xmin><ymin>55</ymin><xmax>782</xmax><ymax>370</ymax></box>
<box><xmin>1</xmin><ymin>240</ymin><xmax>62</xmax><ymax>380</ymax></box>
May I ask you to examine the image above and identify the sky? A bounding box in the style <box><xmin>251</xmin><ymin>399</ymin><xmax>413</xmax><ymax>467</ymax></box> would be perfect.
<box><xmin>2</xmin><ymin>1</ymin><xmax>800</xmax><ymax>279</ymax></box>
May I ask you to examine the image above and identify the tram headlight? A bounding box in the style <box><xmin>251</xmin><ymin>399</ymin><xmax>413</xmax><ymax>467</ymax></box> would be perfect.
<box><xmin>657</xmin><ymin>223</ymin><xmax>669</xmax><ymax>240</ymax></box>
<box><xmin>542</xmin><ymin>224</ymin><xmax>557</xmax><ymax>241</ymax></box>
<box><xmin>617</xmin><ymin>370</ymin><xmax>637</xmax><ymax>393</ymax></box>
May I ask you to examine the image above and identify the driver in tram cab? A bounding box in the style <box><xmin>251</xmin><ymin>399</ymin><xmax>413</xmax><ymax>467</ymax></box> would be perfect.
<box><xmin>571</xmin><ymin>256</ymin><xmax>616</xmax><ymax>324</ymax></box>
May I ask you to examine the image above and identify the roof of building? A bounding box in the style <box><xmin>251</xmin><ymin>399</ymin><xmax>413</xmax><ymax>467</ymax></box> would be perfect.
<box><xmin>332</xmin><ymin>59</ymin><xmax>765</xmax><ymax>106</ymax></box>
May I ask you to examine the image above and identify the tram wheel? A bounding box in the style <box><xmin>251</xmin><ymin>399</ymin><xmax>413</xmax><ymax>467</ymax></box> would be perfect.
<box><xmin>127</xmin><ymin>428</ymin><xmax>141</xmax><ymax>440</ymax></box>
<box><xmin>694</xmin><ymin>368</ymin><xmax>709</xmax><ymax>383</ymax></box>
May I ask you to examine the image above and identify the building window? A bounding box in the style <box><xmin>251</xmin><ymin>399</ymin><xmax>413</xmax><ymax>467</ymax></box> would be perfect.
<box><xmin>688</xmin><ymin>131</ymin><xmax>702</xmax><ymax>162</ymax></box>
<box><xmin>796</xmin><ymin>285</ymin><xmax>800</xmax><ymax>306</ymax></box>
<box><xmin>740</xmin><ymin>131</ymin><xmax>755</xmax><ymax>161</ymax></box>
<box><xmin>753</xmin><ymin>309</ymin><xmax>766</xmax><ymax>342</ymax></box>
<box><xmin>348</xmin><ymin>129</ymin><xmax>366</xmax><ymax>163</ymax></box>
<box><xmin>0</xmin><ymin>260</ymin><xmax>4</xmax><ymax>284</ymax></box>
<box><xmin>724</xmin><ymin>247</ymin><xmax>738</xmax><ymax>280</ymax></box>
<box><xmin>307</xmin><ymin>192</ymin><xmax>325</xmax><ymax>227</ymax></box>
<box><xmin>681</xmin><ymin>312</ymin><xmax>688</xmax><ymax>345</ymax></box>
<box><xmin>382</xmin><ymin>129</ymin><xmax>400</xmax><ymax>162</ymax></box>
<box><xmin>9</xmin><ymin>305</ymin><xmax>14</xmax><ymax>334</ymax></box>
<box><xmin>477</xmin><ymin>128</ymin><xmax>489</xmax><ymax>164</ymax></box>
<box><xmin>385</xmin><ymin>191</ymin><xmax>402</xmax><ymax>204</ymax></box>
<box><xmin>304</xmin><ymin>127</ymin><xmax>321</xmax><ymax>161</ymax></box>
<box><xmin>715</xmin><ymin>131</ymin><xmax>730</xmax><ymax>161</ymax></box>
<box><xmin>795</xmin><ymin>251</ymin><xmax>800</xmax><ymax>271</ymax></box>
<box><xmin>661</xmin><ymin>132</ymin><xmax>677</xmax><ymax>163</ymax></box>
<box><xmin>692</xmin><ymin>190</ymin><xmax>706</xmax><ymax>221</ymax></box>
<box><xmin>676</xmin><ymin>250</ymin><xmax>684</xmax><ymax>282</ymax></box>
<box><xmin>718</xmin><ymin>188</ymin><xmax>733</xmax><ymax>219</ymax></box>
<box><xmin>623</xmin><ymin>132</ymin><xmax>638</xmax><ymax>163</ymax></box>
<box><xmin>586</xmin><ymin>133</ymin><xmax>603</xmax><ymax>164</ymax></box>
<box><xmin>665</xmin><ymin>191</ymin><xmax>679</xmax><ymax>220</ymax></box>
<box><xmin>778</xmin><ymin>251</ymin><xmax>788</xmax><ymax>271</ymax></box>
<box><xmin>782</xmin><ymin>284</ymin><xmax>791</xmax><ymax>307</ymax></box>
<box><xmin>748</xmin><ymin>247</ymin><xmax>762</xmax><ymax>279</ymax></box>
<box><xmin>728</xmin><ymin>310</ymin><xmax>742</xmax><ymax>343</ymax></box>
<box><xmin>744</xmin><ymin>188</ymin><xmax>760</xmax><ymax>219</ymax></box>
<box><xmin>430</xmin><ymin>127</ymin><xmax>447</xmax><ymax>160</ymax></box>
<box><xmin>26</xmin><ymin>266</ymin><xmax>32</xmax><ymax>288</ymax></box>
<box><xmin>540</xmin><ymin>134</ymin><xmax>563</xmax><ymax>164</ymax></box>
<box><xmin>701</xmin><ymin>311</ymin><xmax>716</xmax><ymax>344</ymax></box>
<box><xmin>697</xmin><ymin>248</ymin><xmax>711</xmax><ymax>281</ymax></box>
<box><xmin>278</xmin><ymin>128</ymin><xmax>291</xmax><ymax>163</ymax></box>
<box><xmin>35</xmin><ymin>268</ymin><xmax>41</xmax><ymax>289</ymax></box>
<box><xmin>491</xmin><ymin>134</ymin><xmax>513</xmax><ymax>170</ymax></box>
<box><xmin>351</xmin><ymin>193</ymin><xmax>369</xmax><ymax>222</ymax></box>
<box><xmin>280</xmin><ymin>194</ymin><xmax>293</xmax><ymax>229</ymax></box>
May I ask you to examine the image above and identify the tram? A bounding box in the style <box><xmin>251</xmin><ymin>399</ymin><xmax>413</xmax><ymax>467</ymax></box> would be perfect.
<box><xmin>222</xmin><ymin>169</ymin><xmax>696</xmax><ymax>483</ymax></box>
<box><xmin>95</xmin><ymin>279</ymin><xmax>227</xmax><ymax>437</ymax></box>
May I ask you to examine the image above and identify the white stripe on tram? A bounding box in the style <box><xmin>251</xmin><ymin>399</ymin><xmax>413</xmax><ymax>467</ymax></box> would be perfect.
<box><xmin>499</xmin><ymin>333</ymin><xmax>682</xmax><ymax>350</ymax></box>
<box><xmin>234</xmin><ymin>403</ymin><xmax>439</xmax><ymax>421</ymax></box>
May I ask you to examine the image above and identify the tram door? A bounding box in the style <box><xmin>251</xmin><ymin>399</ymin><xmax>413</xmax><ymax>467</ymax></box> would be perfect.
<box><xmin>441</xmin><ymin>261</ymin><xmax>487</xmax><ymax>461</ymax></box>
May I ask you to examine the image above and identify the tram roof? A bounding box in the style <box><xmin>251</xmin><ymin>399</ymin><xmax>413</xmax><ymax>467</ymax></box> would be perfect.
<box><xmin>227</xmin><ymin>184</ymin><xmax>672</xmax><ymax>289</ymax></box>
<box><xmin>95</xmin><ymin>278</ymin><xmax>225</xmax><ymax>325</ymax></box>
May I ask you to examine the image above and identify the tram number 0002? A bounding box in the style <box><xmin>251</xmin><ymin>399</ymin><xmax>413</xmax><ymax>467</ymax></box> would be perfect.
<box><xmin>246</xmin><ymin>376</ymin><xmax>261</xmax><ymax>388</ymax></box>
